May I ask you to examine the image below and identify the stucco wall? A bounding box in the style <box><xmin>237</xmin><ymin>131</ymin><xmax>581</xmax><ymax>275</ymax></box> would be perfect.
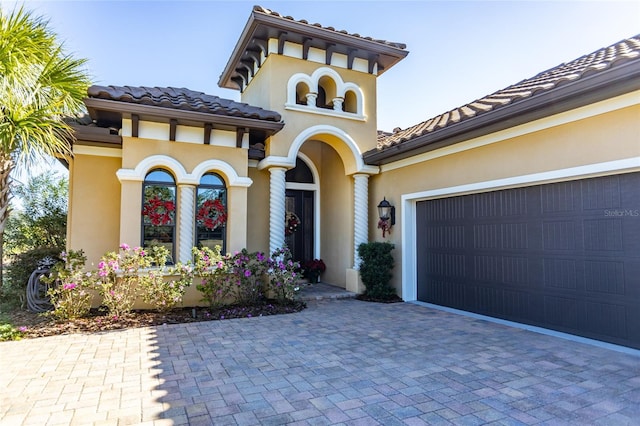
<box><xmin>317</xmin><ymin>144</ymin><xmax>352</xmax><ymax>287</ymax></box>
<box><xmin>67</xmin><ymin>152</ymin><xmax>122</xmax><ymax>265</ymax></box>
<box><xmin>246</xmin><ymin>166</ymin><xmax>271</xmax><ymax>253</ymax></box>
<box><xmin>370</xmin><ymin>103</ymin><xmax>640</xmax><ymax>295</ymax></box>
<box><xmin>242</xmin><ymin>54</ymin><xmax>379</xmax><ymax>158</ymax></box>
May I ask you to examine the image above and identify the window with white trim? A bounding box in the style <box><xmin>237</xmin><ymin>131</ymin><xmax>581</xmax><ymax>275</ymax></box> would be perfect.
<box><xmin>141</xmin><ymin>169</ymin><xmax>176</xmax><ymax>261</ymax></box>
<box><xmin>195</xmin><ymin>172</ymin><xmax>227</xmax><ymax>252</ymax></box>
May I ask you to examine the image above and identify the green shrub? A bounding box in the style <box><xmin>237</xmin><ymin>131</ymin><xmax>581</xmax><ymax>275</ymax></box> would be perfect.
<box><xmin>194</xmin><ymin>246</ymin><xmax>232</xmax><ymax>309</ymax></box>
<box><xmin>268</xmin><ymin>247</ymin><xmax>301</xmax><ymax>303</ymax></box>
<box><xmin>140</xmin><ymin>245</ymin><xmax>193</xmax><ymax>312</ymax></box>
<box><xmin>357</xmin><ymin>242</ymin><xmax>396</xmax><ymax>300</ymax></box>
<box><xmin>0</xmin><ymin>322</ymin><xmax>24</xmax><ymax>341</ymax></box>
<box><xmin>43</xmin><ymin>250</ymin><xmax>94</xmax><ymax>319</ymax></box>
<box><xmin>229</xmin><ymin>249</ymin><xmax>269</xmax><ymax>305</ymax></box>
<box><xmin>2</xmin><ymin>247</ymin><xmax>62</xmax><ymax>309</ymax></box>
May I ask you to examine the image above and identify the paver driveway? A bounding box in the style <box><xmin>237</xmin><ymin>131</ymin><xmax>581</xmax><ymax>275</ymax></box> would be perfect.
<box><xmin>1</xmin><ymin>299</ymin><xmax>639</xmax><ymax>425</ymax></box>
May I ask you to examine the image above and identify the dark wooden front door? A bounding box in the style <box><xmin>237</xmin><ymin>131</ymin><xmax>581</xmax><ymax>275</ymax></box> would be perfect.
<box><xmin>285</xmin><ymin>190</ymin><xmax>314</xmax><ymax>263</ymax></box>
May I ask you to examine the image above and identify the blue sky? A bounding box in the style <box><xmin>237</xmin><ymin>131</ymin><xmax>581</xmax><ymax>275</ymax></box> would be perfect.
<box><xmin>6</xmin><ymin>0</ymin><xmax>640</xmax><ymax>132</ymax></box>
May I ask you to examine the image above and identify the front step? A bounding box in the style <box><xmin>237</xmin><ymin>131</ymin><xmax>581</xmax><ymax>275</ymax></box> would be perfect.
<box><xmin>296</xmin><ymin>282</ymin><xmax>357</xmax><ymax>301</ymax></box>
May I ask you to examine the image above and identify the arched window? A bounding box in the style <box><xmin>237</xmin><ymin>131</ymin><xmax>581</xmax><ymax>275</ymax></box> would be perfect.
<box><xmin>295</xmin><ymin>82</ymin><xmax>310</xmax><ymax>105</ymax></box>
<box><xmin>142</xmin><ymin>169</ymin><xmax>176</xmax><ymax>261</ymax></box>
<box><xmin>286</xmin><ymin>157</ymin><xmax>314</xmax><ymax>183</ymax></box>
<box><xmin>195</xmin><ymin>173</ymin><xmax>227</xmax><ymax>252</ymax></box>
<box><xmin>344</xmin><ymin>90</ymin><xmax>357</xmax><ymax>113</ymax></box>
<box><xmin>317</xmin><ymin>75</ymin><xmax>337</xmax><ymax>109</ymax></box>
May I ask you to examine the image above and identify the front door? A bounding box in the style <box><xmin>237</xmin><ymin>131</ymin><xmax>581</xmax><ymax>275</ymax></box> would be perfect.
<box><xmin>285</xmin><ymin>189</ymin><xmax>314</xmax><ymax>263</ymax></box>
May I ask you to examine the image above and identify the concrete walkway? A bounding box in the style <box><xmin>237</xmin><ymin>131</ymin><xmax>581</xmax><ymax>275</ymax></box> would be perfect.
<box><xmin>1</xmin><ymin>299</ymin><xmax>639</xmax><ymax>425</ymax></box>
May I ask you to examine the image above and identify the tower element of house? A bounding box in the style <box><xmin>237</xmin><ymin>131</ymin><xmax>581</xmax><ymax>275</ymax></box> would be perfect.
<box><xmin>219</xmin><ymin>6</ymin><xmax>408</xmax><ymax>289</ymax></box>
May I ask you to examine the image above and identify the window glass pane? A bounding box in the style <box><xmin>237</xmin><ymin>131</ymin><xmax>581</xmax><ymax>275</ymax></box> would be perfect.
<box><xmin>142</xmin><ymin>169</ymin><xmax>176</xmax><ymax>262</ymax></box>
<box><xmin>145</xmin><ymin>169</ymin><xmax>175</xmax><ymax>183</ymax></box>
<box><xmin>196</xmin><ymin>173</ymin><xmax>227</xmax><ymax>252</ymax></box>
<box><xmin>200</xmin><ymin>173</ymin><xmax>224</xmax><ymax>186</ymax></box>
<box><xmin>286</xmin><ymin>158</ymin><xmax>314</xmax><ymax>183</ymax></box>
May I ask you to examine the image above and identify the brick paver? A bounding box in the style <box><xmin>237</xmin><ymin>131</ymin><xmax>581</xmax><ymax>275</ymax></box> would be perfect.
<box><xmin>1</xmin><ymin>299</ymin><xmax>639</xmax><ymax>425</ymax></box>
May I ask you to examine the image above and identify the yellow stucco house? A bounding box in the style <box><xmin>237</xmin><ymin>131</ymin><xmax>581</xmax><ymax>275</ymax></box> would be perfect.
<box><xmin>68</xmin><ymin>6</ymin><xmax>640</xmax><ymax>349</ymax></box>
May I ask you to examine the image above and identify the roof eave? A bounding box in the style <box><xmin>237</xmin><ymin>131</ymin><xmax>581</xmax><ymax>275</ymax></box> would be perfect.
<box><xmin>364</xmin><ymin>61</ymin><xmax>640</xmax><ymax>165</ymax></box>
<box><xmin>218</xmin><ymin>9</ymin><xmax>409</xmax><ymax>90</ymax></box>
<box><xmin>85</xmin><ymin>98</ymin><xmax>285</xmax><ymax>135</ymax></box>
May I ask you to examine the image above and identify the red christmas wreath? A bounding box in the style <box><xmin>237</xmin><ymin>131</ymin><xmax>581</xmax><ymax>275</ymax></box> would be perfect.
<box><xmin>142</xmin><ymin>196</ymin><xmax>175</xmax><ymax>226</ymax></box>
<box><xmin>196</xmin><ymin>198</ymin><xmax>227</xmax><ymax>231</ymax></box>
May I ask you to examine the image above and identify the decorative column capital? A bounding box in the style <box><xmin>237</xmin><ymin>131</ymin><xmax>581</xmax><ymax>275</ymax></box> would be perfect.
<box><xmin>305</xmin><ymin>92</ymin><xmax>318</xmax><ymax>106</ymax></box>
<box><xmin>332</xmin><ymin>97</ymin><xmax>344</xmax><ymax>111</ymax></box>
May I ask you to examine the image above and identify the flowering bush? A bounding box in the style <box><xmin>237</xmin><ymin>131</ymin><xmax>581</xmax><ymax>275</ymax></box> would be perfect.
<box><xmin>142</xmin><ymin>195</ymin><xmax>175</xmax><ymax>226</ymax></box>
<box><xmin>304</xmin><ymin>259</ymin><xmax>326</xmax><ymax>274</ymax></box>
<box><xmin>268</xmin><ymin>247</ymin><xmax>300</xmax><ymax>302</ymax></box>
<box><xmin>44</xmin><ymin>250</ymin><xmax>94</xmax><ymax>320</ymax></box>
<box><xmin>193</xmin><ymin>246</ymin><xmax>231</xmax><ymax>308</ymax></box>
<box><xmin>228</xmin><ymin>249</ymin><xmax>269</xmax><ymax>305</ymax></box>
<box><xmin>196</xmin><ymin>198</ymin><xmax>227</xmax><ymax>231</ymax></box>
<box><xmin>139</xmin><ymin>245</ymin><xmax>193</xmax><ymax>312</ymax></box>
<box><xmin>303</xmin><ymin>258</ymin><xmax>326</xmax><ymax>283</ymax></box>
<box><xmin>96</xmin><ymin>244</ymin><xmax>150</xmax><ymax>317</ymax></box>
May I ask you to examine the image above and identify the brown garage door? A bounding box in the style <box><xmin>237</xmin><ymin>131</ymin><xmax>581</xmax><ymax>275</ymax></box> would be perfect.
<box><xmin>417</xmin><ymin>172</ymin><xmax>640</xmax><ymax>349</ymax></box>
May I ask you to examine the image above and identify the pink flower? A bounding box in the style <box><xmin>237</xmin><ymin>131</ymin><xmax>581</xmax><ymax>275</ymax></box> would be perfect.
<box><xmin>120</xmin><ymin>243</ymin><xmax>130</xmax><ymax>250</ymax></box>
<box><xmin>244</xmin><ymin>270</ymin><xmax>252</xmax><ymax>277</ymax></box>
<box><xmin>63</xmin><ymin>283</ymin><xmax>77</xmax><ymax>290</ymax></box>
<box><xmin>98</xmin><ymin>261</ymin><xmax>106</xmax><ymax>270</ymax></box>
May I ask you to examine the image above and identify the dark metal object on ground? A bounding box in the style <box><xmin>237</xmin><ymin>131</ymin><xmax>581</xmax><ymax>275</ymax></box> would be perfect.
<box><xmin>26</xmin><ymin>257</ymin><xmax>57</xmax><ymax>313</ymax></box>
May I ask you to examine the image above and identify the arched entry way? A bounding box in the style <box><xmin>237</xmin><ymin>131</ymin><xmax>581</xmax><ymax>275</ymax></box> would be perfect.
<box><xmin>258</xmin><ymin>124</ymin><xmax>378</xmax><ymax>288</ymax></box>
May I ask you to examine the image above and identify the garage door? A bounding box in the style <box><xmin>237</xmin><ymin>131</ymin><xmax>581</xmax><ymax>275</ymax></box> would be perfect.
<box><xmin>417</xmin><ymin>172</ymin><xmax>640</xmax><ymax>349</ymax></box>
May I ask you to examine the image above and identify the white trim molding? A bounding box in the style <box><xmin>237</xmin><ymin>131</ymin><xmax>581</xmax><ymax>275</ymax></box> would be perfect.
<box><xmin>117</xmin><ymin>155</ymin><xmax>252</xmax><ymax>187</ymax></box>
<box><xmin>258</xmin><ymin>124</ymin><xmax>379</xmax><ymax>175</ymax></box>
<box><xmin>285</xmin><ymin>67</ymin><xmax>365</xmax><ymax>119</ymax></box>
<box><xmin>400</xmin><ymin>157</ymin><xmax>640</xmax><ymax>302</ymax></box>
<box><xmin>73</xmin><ymin>145</ymin><xmax>122</xmax><ymax>158</ymax></box>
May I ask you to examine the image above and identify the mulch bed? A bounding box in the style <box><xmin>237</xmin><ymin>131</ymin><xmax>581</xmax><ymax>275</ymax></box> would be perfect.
<box><xmin>6</xmin><ymin>300</ymin><xmax>306</xmax><ymax>339</ymax></box>
<box><xmin>355</xmin><ymin>294</ymin><xmax>404</xmax><ymax>303</ymax></box>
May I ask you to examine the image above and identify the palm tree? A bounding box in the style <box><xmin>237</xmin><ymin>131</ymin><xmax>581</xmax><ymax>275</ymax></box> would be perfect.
<box><xmin>0</xmin><ymin>6</ymin><xmax>90</xmax><ymax>286</ymax></box>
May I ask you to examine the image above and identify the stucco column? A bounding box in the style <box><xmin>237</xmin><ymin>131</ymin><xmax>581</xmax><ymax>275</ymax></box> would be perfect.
<box><xmin>269</xmin><ymin>167</ymin><xmax>287</xmax><ymax>255</ymax></box>
<box><xmin>353</xmin><ymin>173</ymin><xmax>369</xmax><ymax>269</ymax></box>
<box><xmin>178</xmin><ymin>184</ymin><xmax>196</xmax><ymax>264</ymax></box>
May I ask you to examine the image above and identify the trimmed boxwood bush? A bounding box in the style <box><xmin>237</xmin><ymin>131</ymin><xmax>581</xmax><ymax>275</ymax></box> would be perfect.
<box><xmin>357</xmin><ymin>242</ymin><xmax>397</xmax><ymax>300</ymax></box>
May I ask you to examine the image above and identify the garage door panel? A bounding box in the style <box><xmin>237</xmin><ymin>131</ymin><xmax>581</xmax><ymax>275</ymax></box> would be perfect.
<box><xmin>417</xmin><ymin>172</ymin><xmax>640</xmax><ymax>348</ymax></box>
<box><xmin>583</xmin><ymin>301</ymin><xmax>628</xmax><ymax>339</ymax></box>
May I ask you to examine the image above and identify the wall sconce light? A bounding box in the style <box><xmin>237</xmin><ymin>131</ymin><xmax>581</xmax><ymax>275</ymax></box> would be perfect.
<box><xmin>377</xmin><ymin>197</ymin><xmax>395</xmax><ymax>238</ymax></box>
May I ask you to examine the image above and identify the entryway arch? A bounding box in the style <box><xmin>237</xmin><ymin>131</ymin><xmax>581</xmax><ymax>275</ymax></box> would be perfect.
<box><xmin>259</xmin><ymin>125</ymin><xmax>378</xmax><ymax>288</ymax></box>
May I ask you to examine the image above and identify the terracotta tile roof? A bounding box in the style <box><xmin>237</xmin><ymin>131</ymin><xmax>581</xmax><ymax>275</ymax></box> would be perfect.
<box><xmin>252</xmin><ymin>5</ymin><xmax>407</xmax><ymax>50</ymax></box>
<box><xmin>87</xmin><ymin>85</ymin><xmax>282</xmax><ymax>122</ymax></box>
<box><xmin>376</xmin><ymin>35</ymin><xmax>640</xmax><ymax>150</ymax></box>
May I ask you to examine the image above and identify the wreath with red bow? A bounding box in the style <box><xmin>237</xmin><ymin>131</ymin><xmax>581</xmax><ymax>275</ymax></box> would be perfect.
<box><xmin>196</xmin><ymin>199</ymin><xmax>227</xmax><ymax>231</ymax></box>
<box><xmin>142</xmin><ymin>196</ymin><xmax>175</xmax><ymax>226</ymax></box>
